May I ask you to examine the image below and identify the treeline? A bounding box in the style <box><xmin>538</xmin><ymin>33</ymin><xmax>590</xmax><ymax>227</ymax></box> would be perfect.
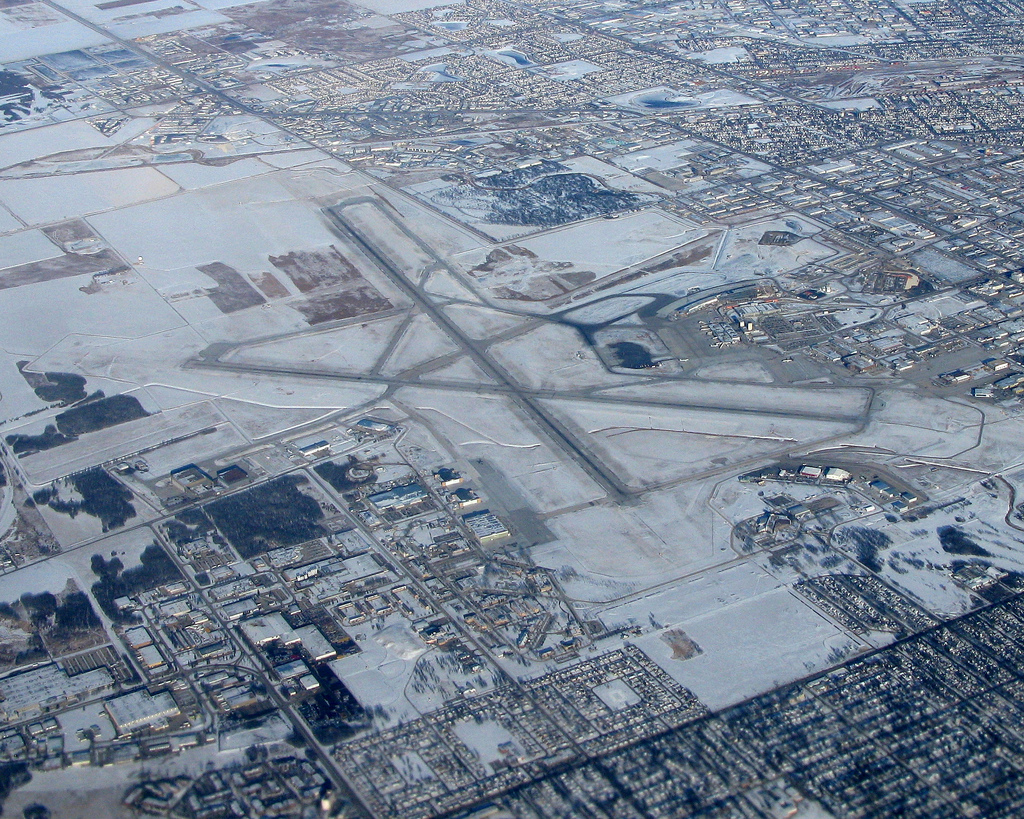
<box><xmin>6</xmin><ymin>394</ymin><xmax>149</xmax><ymax>454</ymax></box>
<box><xmin>12</xmin><ymin>590</ymin><xmax>101</xmax><ymax>634</ymax></box>
<box><xmin>0</xmin><ymin>761</ymin><xmax>30</xmax><ymax>813</ymax></box>
<box><xmin>488</xmin><ymin>174</ymin><xmax>641</xmax><ymax>227</ymax></box>
<box><xmin>205</xmin><ymin>475</ymin><xmax>324</xmax><ymax>559</ymax></box>
<box><xmin>33</xmin><ymin>371</ymin><xmax>88</xmax><ymax>404</ymax></box>
<box><xmin>164</xmin><ymin>508</ymin><xmax>216</xmax><ymax>547</ymax></box>
<box><xmin>91</xmin><ymin>543</ymin><xmax>181</xmax><ymax>622</ymax></box>
<box><xmin>313</xmin><ymin>457</ymin><xmax>377</xmax><ymax>493</ymax></box>
<box><xmin>34</xmin><ymin>468</ymin><xmax>136</xmax><ymax>532</ymax></box>
<box><xmin>296</xmin><ymin>662</ymin><xmax>368</xmax><ymax>744</ymax></box>
<box><xmin>57</xmin><ymin>394</ymin><xmax>149</xmax><ymax>436</ymax></box>
<box><xmin>17</xmin><ymin>363</ymin><xmax>88</xmax><ymax>404</ymax></box>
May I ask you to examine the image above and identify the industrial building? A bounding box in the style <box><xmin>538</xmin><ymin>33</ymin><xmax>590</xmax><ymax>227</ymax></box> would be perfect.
<box><xmin>170</xmin><ymin>464</ymin><xmax>215</xmax><ymax>494</ymax></box>
<box><xmin>240</xmin><ymin>613</ymin><xmax>300</xmax><ymax>647</ymax></box>
<box><xmin>105</xmin><ymin>690</ymin><xmax>180</xmax><ymax>736</ymax></box>
<box><xmin>463</xmin><ymin>510</ymin><xmax>510</xmax><ymax>544</ymax></box>
<box><xmin>368</xmin><ymin>483</ymin><xmax>429</xmax><ymax>511</ymax></box>
<box><xmin>0</xmin><ymin>665</ymin><xmax>113</xmax><ymax>721</ymax></box>
<box><xmin>295</xmin><ymin>625</ymin><xmax>337</xmax><ymax>662</ymax></box>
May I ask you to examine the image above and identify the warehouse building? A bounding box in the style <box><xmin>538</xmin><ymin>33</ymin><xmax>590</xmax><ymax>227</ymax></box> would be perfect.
<box><xmin>105</xmin><ymin>690</ymin><xmax>180</xmax><ymax>737</ymax></box>
<box><xmin>368</xmin><ymin>483</ymin><xmax>429</xmax><ymax>511</ymax></box>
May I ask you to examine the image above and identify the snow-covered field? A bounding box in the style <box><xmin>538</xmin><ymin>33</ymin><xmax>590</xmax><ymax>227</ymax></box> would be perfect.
<box><xmin>0</xmin><ymin>230</ymin><xmax>62</xmax><ymax>268</ymax></box>
<box><xmin>226</xmin><ymin>314</ymin><xmax>407</xmax><ymax>374</ymax></box>
<box><xmin>692</xmin><ymin>360</ymin><xmax>775</xmax><ymax>383</ymax></box>
<box><xmin>0</xmin><ymin>14</ymin><xmax>108</xmax><ymax>62</ymax></box>
<box><xmin>714</xmin><ymin>217</ymin><xmax>838</xmax><ymax>277</ymax></box>
<box><xmin>90</xmin><ymin>175</ymin><xmax>345</xmax><ymax>275</ymax></box>
<box><xmin>380</xmin><ymin>313</ymin><xmax>460</xmax><ymax>375</ymax></box>
<box><xmin>534</xmin><ymin>482</ymin><xmax>734</xmax><ymax>590</ymax></box>
<box><xmin>804</xmin><ymin>387</ymin><xmax>982</xmax><ymax>459</ymax></box>
<box><xmin>489</xmin><ymin>323</ymin><xmax>635</xmax><ymax>390</ymax></box>
<box><xmin>629</xmin><ymin>583</ymin><xmax>858</xmax><ymax>710</ymax></box>
<box><xmin>0</xmin><ymin>273</ymin><xmax>185</xmax><ymax>354</ymax></box>
<box><xmin>0</xmin><ymin>167</ymin><xmax>179</xmax><ymax>225</ymax></box>
<box><xmin>442</xmin><ymin>303</ymin><xmax>530</xmax><ymax>340</ymax></box>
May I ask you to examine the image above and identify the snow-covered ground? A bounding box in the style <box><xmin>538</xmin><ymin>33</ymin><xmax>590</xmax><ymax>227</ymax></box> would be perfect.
<box><xmin>490</xmin><ymin>323</ymin><xmax>634</xmax><ymax>390</ymax></box>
